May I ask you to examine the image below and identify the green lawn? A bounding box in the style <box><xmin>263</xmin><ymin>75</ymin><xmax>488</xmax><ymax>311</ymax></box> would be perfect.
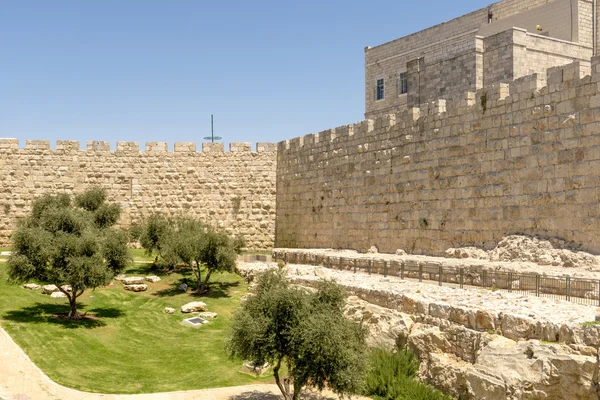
<box><xmin>0</xmin><ymin>254</ymin><xmax>274</xmax><ymax>394</ymax></box>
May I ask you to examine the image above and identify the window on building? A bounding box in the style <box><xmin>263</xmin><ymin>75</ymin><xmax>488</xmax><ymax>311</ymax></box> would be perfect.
<box><xmin>398</xmin><ymin>72</ymin><xmax>408</xmax><ymax>95</ymax></box>
<box><xmin>376</xmin><ymin>78</ymin><xmax>385</xmax><ymax>100</ymax></box>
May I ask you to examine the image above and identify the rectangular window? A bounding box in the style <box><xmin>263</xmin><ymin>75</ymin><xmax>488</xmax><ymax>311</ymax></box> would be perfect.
<box><xmin>376</xmin><ymin>78</ymin><xmax>384</xmax><ymax>100</ymax></box>
<box><xmin>398</xmin><ymin>72</ymin><xmax>407</xmax><ymax>95</ymax></box>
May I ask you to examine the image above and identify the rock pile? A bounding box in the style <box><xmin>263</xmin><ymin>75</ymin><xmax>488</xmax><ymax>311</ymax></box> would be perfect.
<box><xmin>445</xmin><ymin>235</ymin><xmax>600</xmax><ymax>270</ymax></box>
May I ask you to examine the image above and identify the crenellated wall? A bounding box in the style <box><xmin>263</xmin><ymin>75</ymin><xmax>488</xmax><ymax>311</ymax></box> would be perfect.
<box><xmin>0</xmin><ymin>141</ymin><xmax>277</xmax><ymax>250</ymax></box>
<box><xmin>276</xmin><ymin>58</ymin><xmax>600</xmax><ymax>255</ymax></box>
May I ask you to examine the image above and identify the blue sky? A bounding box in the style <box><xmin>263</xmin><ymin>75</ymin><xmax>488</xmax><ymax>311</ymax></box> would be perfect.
<box><xmin>0</xmin><ymin>0</ymin><xmax>488</xmax><ymax>149</ymax></box>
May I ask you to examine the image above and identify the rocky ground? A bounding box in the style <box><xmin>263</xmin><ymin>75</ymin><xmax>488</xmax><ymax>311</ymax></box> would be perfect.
<box><xmin>238</xmin><ymin>260</ymin><xmax>600</xmax><ymax>400</ymax></box>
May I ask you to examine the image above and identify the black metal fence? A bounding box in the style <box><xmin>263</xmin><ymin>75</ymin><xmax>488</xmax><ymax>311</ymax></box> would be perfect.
<box><xmin>277</xmin><ymin>252</ymin><xmax>600</xmax><ymax>307</ymax></box>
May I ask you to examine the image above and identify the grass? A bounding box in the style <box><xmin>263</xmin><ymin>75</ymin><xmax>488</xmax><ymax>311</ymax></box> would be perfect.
<box><xmin>0</xmin><ymin>252</ymin><xmax>275</xmax><ymax>394</ymax></box>
<box><xmin>582</xmin><ymin>320</ymin><xmax>600</xmax><ymax>328</ymax></box>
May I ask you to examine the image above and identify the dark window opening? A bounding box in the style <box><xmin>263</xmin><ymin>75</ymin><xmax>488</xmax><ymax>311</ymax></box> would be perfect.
<box><xmin>376</xmin><ymin>78</ymin><xmax>385</xmax><ymax>100</ymax></box>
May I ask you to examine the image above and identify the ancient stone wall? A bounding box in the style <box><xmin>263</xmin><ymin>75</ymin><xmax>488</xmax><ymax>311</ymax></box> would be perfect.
<box><xmin>0</xmin><ymin>141</ymin><xmax>277</xmax><ymax>250</ymax></box>
<box><xmin>276</xmin><ymin>58</ymin><xmax>600</xmax><ymax>255</ymax></box>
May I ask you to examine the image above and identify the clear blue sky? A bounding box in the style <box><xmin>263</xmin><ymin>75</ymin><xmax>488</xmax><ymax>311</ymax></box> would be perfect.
<box><xmin>0</xmin><ymin>0</ymin><xmax>489</xmax><ymax>149</ymax></box>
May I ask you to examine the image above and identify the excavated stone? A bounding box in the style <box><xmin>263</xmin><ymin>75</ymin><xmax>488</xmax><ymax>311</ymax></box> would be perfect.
<box><xmin>124</xmin><ymin>284</ymin><xmax>147</xmax><ymax>292</ymax></box>
<box><xmin>181</xmin><ymin>301</ymin><xmax>207</xmax><ymax>313</ymax></box>
<box><xmin>122</xmin><ymin>277</ymin><xmax>145</xmax><ymax>285</ymax></box>
<box><xmin>41</xmin><ymin>285</ymin><xmax>59</xmax><ymax>295</ymax></box>
<box><xmin>23</xmin><ymin>283</ymin><xmax>40</xmax><ymax>290</ymax></box>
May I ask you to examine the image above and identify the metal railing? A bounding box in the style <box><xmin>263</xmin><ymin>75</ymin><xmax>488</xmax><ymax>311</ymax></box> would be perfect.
<box><xmin>278</xmin><ymin>253</ymin><xmax>600</xmax><ymax>306</ymax></box>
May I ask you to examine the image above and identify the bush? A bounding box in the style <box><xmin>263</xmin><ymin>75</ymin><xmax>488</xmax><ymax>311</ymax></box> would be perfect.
<box><xmin>362</xmin><ymin>348</ymin><xmax>453</xmax><ymax>400</ymax></box>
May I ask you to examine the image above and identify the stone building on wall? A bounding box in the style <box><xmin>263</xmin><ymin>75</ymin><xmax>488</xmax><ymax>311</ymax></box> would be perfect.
<box><xmin>365</xmin><ymin>0</ymin><xmax>598</xmax><ymax>119</ymax></box>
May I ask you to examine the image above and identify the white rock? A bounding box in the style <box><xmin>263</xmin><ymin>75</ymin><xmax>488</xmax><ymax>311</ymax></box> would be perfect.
<box><xmin>61</xmin><ymin>285</ymin><xmax>72</xmax><ymax>292</ymax></box>
<box><xmin>181</xmin><ymin>301</ymin><xmax>207</xmax><ymax>313</ymax></box>
<box><xmin>367</xmin><ymin>246</ymin><xmax>379</xmax><ymax>254</ymax></box>
<box><xmin>0</xmin><ymin>251</ymin><xmax>11</xmax><ymax>256</ymax></box>
<box><xmin>50</xmin><ymin>292</ymin><xmax>67</xmax><ymax>298</ymax></box>
<box><xmin>198</xmin><ymin>312</ymin><xmax>217</xmax><ymax>319</ymax></box>
<box><xmin>145</xmin><ymin>275</ymin><xmax>161</xmax><ymax>283</ymax></box>
<box><xmin>164</xmin><ymin>307</ymin><xmax>176</xmax><ymax>314</ymax></box>
<box><xmin>114</xmin><ymin>274</ymin><xmax>126</xmax><ymax>281</ymax></box>
<box><xmin>23</xmin><ymin>283</ymin><xmax>41</xmax><ymax>290</ymax></box>
<box><xmin>395</xmin><ymin>249</ymin><xmax>407</xmax><ymax>256</ymax></box>
<box><xmin>124</xmin><ymin>284</ymin><xmax>148</xmax><ymax>292</ymax></box>
<box><xmin>41</xmin><ymin>284</ymin><xmax>59</xmax><ymax>294</ymax></box>
<box><xmin>122</xmin><ymin>276</ymin><xmax>145</xmax><ymax>285</ymax></box>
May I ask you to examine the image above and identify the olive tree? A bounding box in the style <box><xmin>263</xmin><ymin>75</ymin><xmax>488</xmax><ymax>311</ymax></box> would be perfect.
<box><xmin>228</xmin><ymin>269</ymin><xmax>366</xmax><ymax>400</ymax></box>
<box><xmin>139</xmin><ymin>216</ymin><xmax>244</xmax><ymax>293</ymax></box>
<box><xmin>7</xmin><ymin>188</ymin><xmax>130</xmax><ymax>319</ymax></box>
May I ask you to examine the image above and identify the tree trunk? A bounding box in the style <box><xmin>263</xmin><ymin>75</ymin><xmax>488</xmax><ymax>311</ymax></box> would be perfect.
<box><xmin>68</xmin><ymin>297</ymin><xmax>78</xmax><ymax>319</ymax></box>
<box><xmin>201</xmin><ymin>270</ymin><xmax>212</xmax><ymax>292</ymax></box>
<box><xmin>273</xmin><ymin>358</ymin><xmax>293</xmax><ymax>400</ymax></box>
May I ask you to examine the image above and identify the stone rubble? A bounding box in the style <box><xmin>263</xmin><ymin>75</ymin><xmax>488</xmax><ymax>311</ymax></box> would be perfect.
<box><xmin>23</xmin><ymin>283</ymin><xmax>40</xmax><ymax>290</ymax></box>
<box><xmin>145</xmin><ymin>275</ymin><xmax>161</xmax><ymax>283</ymax></box>
<box><xmin>124</xmin><ymin>284</ymin><xmax>148</xmax><ymax>292</ymax></box>
<box><xmin>446</xmin><ymin>235</ymin><xmax>600</xmax><ymax>271</ymax></box>
<box><xmin>164</xmin><ymin>307</ymin><xmax>176</xmax><ymax>314</ymax></box>
<box><xmin>40</xmin><ymin>285</ymin><xmax>59</xmax><ymax>295</ymax></box>
<box><xmin>121</xmin><ymin>277</ymin><xmax>145</xmax><ymax>285</ymax></box>
<box><xmin>50</xmin><ymin>292</ymin><xmax>67</xmax><ymax>299</ymax></box>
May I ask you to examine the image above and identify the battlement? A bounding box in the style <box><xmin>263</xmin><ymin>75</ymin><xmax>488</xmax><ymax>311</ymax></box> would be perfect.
<box><xmin>280</xmin><ymin>58</ymin><xmax>597</xmax><ymax>154</ymax></box>
<box><xmin>276</xmin><ymin>56</ymin><xmax>600</xmax><ymax>256</ymax></box>
<box><xmin>0</xmin><ymin>140</ymin><xmax>277</xmax><ymax>153</ymax></box>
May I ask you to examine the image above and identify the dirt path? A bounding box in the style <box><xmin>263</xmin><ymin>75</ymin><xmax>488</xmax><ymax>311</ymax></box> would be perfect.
<box><xmin>0</xmin><ymin>327</ymin><xmax>367</xmax><ymax>400</ymax></box>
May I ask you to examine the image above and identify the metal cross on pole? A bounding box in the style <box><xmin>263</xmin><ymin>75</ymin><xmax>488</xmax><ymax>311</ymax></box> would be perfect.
<box><xmin>203</xmin><ymin>114</ymin><xmax>222</xmax><ymax>143</ymax></box>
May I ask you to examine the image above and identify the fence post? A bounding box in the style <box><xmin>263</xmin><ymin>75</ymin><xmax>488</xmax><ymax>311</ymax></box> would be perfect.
<box><xmin>419</xmin><ymin>265</ymin><xmax>423</xmax><ymax>282</ymax></box>
<box><xmin>508</xmin><ymin>272</ymin><xmax>513</xmax><ymax>293</ymax></box>
<box><xmin>438</xmin><ymin>266</ymin><xmax>443</xmax><ymax>286</ymax></box>
<box><xmin>401</xmin><ymin>262</ymin><xmax>405</xmax><ymax>280</ymax></box>
<box><xmin>598</xmin><ymin>280</ymin><xmax>600</xmax><ymax>307</ymax></box>
<box><xmin>353</xmin><ymin>259</ymin><xmax>357</xmax><ymax>274</ymax></box>
<box><xmin>566</xmin><ymin>277</ymin><xmax>571</xmax><ymax>301</ymax></box>
<box><xmin>339</xmin><ymin>257</ymin><xmax>343</xmax><ymax>270</ymax></box>
<box><xmin>368</xmin><ymin>259</ymin><xmax>372</xmax><ymax>275</ymax></box>
<box><xmin>482</xmin><ymin>270</ymin><xmax>487</xmax><ymax>288</ymax></box>
<box><xmin>536</xmin><ymin>275</ymin><xmax>540</xmax><ymax>297</ymax></box>
<box><xmin>460</xmin><ymin>268</ymin><xmax>464</xmax><ymax>289</ymax></box>
<box><xmin>384</xmin><ymin>261</ymin><xmax>388</xmax><ymax>278</ymax></box>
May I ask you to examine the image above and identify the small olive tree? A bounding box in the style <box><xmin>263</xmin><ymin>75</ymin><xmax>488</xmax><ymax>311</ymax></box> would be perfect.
<box><xmin>139</xmin><ymin>216</ymin><xmax>244</xmax><ymax>293</ymax></box>
<box><xmin>228</xmin><ymin>269</ymin><xmax>366</xmax><ymax>400</ymax></box>
<box><xmin>7</xmin><ymin>188</ymin><xmax>130</xmax><ymax>319</ymax></box>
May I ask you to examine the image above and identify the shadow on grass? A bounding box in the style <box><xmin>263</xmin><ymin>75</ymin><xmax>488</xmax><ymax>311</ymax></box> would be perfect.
<box><xmin>194</xmin><ymin>281</ymin><xmax>240</xmax><ymax>299</ymax></box>
<box><xmin>3</xmin><ymin>303</ymin><xmax>124</xmax><ymax>329</ymax></box>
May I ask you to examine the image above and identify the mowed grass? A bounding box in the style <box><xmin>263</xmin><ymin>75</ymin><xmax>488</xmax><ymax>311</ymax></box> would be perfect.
<box><xmin>0</xmin><ymin>252</ymin><xmax>274</xmax><ymax>394</ymax></box>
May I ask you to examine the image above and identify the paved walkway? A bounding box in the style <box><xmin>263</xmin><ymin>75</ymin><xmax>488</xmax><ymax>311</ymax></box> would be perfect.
<box><xmin>0</xmin><ymin>327</ymin><xmax>359</xmax><ymax>400</ymax></box>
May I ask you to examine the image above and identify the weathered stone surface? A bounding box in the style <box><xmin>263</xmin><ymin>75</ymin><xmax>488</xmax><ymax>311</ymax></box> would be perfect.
<box><xmin>61</xmin><ymin>285</ymin><xmax>72</xmax><ymax>292</ymax></box>
<box><xmin>344</xmin><ymin>296</ymin><xmax>413</xmax><ymax>349</ymax></box>
<box><xmin>0</xmin><ymin>145</ymin><xmax>276</xmax><ymax>251</ymax></box>
<box><xmin>445</xmin><ymin>247</ymin><xmax>489</xmax><ymax>260</ymax></box>
<box><xmin>241</xmin><ymin>361</ymin><xmax>270</xmax><ymax>376</ymax></box>
<box><xmin>164</xmin><ymin>307</ymin><xmax>176</xmax><ymax>314</ymax></box>
<box><xmin>122</xmin><ymin>277</ymin><xmax>144</xmax><ymax>285</ymax></box>
<box><xmin>198</xmin><ymin>312</ymin><xmax>217</xmax><ymax>319</ymax></box>
<box><xmin>124</xmin><ymin>284</ymin><xmax>148</xmax><ymax>292</ymax></box>
<box><xmin>114</xmin><ymin>274</ymin><xmax>126</xmax><ymax>281</ymax></box>
<box><xmin>41</xmin><ymin>285</ymin><xmax>59</xmax><ymax>295</ymax></box>
<box><xmin>181</xmin><ymin>301</ymin><xmax>207</xmax><ymax>313</ymax></box>
<box><xmin>145</xmin><ymin>276</ymin><xmax>161</xmax><ymax>283</ymax></box>
<box><xmin>50</xmin><ymin>292</ymin><xmax>67</xmax><ymax>299</ymax></box>
<box><xmin>395</xmin><ymin>249</ymin><xmax>407</xmax><ymax>256</ymax></box>
<box><xmin>23</xmin><ymin>283</ymin><xmax>40</xmax><ymax>290</ymax></box>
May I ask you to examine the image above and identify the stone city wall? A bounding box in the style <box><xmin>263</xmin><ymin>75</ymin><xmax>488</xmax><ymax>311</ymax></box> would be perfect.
<box><xmin>0</xmin><ymin>141</ymin><xmax>277</xmax><ymax>250</ymax></box>
<box><xmin>276</xmin><ymin>58</ymin><xmax>600</xmax><ymax>256</ymax></box>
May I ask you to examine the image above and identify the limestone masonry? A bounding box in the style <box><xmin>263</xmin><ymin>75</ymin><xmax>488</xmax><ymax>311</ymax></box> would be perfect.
<box><xmin>0</xmin><ymin>141</ymin><xmax>276</xmax><ymax>250</ymax></box>
<box><xmin>366</xmin><ymin>0</ymin><xmax>596</xmax><ymax>119</ymax></box>
<box><xmin>276</xmin><ymin>58</ymin><xmax>600</xmax><ymax>255</ymax></box>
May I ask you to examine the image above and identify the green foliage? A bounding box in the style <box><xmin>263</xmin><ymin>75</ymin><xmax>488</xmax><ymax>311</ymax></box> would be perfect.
<box><xmin>363</xmin><ymin>348</ymin><xmax>453</xmax><ymax>400</ymax></box>
<box><xmin>139</xmin><ymin>216</ymin><xmax>242</xmax><ymax>293</ymax></box>
<box><xmin>74</xmin><ymin>187</ymin><xmax>106</xmax><ymax>212</ymax></box>
<box><xmin>582</xmin><ymin>320</ymin><xmax>600</xmax><ymax>328</ymax></box>
<box><xmin>7</xmin><ymin>188</ymin><xmax>130</xmax><ymax>319</ymax></box>
<box><xmin>228</xmin><ymin>269</ymin><xmax>367</xmax><ymax>400</ymax></box>
<box><xmin>139</xmin><ymin>215</ymin><xmax>172</xmax><ymax>258</ymax></box>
